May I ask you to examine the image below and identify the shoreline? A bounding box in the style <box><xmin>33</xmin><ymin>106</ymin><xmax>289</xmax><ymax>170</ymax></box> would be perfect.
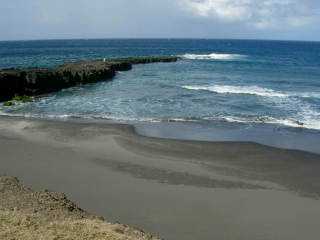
<box><xmin>1</xmin><ymin>116</ymin><xmax>320</xmax><ymax>239</ymax></box>
<box><xmin>1</xmin><ymin>112</ymin><xmax>319</xmax><ymax>154</ymax></box>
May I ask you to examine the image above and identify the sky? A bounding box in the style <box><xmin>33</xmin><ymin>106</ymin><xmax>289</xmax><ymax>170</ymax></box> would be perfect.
<box><xmin>0</xmin><ymin>0</ymin><xmax>319</xmax><ymax>41</ymax></box>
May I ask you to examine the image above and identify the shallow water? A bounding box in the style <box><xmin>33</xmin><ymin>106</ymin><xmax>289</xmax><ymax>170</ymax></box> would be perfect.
<box><xmin>1</xmin><ymin>39</ymin><xmax>320</xmax><ymax>151</ymax></box>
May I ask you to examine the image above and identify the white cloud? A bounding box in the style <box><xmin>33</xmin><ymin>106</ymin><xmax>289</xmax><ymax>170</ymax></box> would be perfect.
<box><xmin>180</xmin><ymin>0</ymin><xmax>315</xmax><ymax>29</ymax></box>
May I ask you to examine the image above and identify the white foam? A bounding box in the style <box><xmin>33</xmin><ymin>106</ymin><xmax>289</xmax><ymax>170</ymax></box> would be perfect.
<box><xmin>296</xmin><ymin>92</ymin><xmax>320</xmax><ymax>99</ymax></box>
<box><xmin>181</xmin><ymin>53</ymin><xmax>246</xmax><ymax>61</ymax></box>
<box><xmin>222</xmin><ymin>116</ymin><xmax>320</xmax><ymax>130</ymax></box>
<box><xmin>183</xmin><ymin>85</ymin><xmax>287</xmax><ymax>98</ymax></box>
<box><xmin>1</xmin><ymin>108</ymin><xmax>319</xmax><ymax>130</ymax></box>
<box><xmin>296</xmin><ymin>106</ymin><xmax>320</xmax><ymax>130</ymax></box>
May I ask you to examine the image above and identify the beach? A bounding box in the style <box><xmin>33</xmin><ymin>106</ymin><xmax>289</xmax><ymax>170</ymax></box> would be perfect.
<box><xmin>1</xmin><ymin>116</ymin><xmax>320</xmax><ymax>240</ymax></box>
<box><xmin>1</xmin><ymin>1</ymin><xmax>320</xmax><ymax>238</ymax></box>
<box><xmin>0</xmin><ymin>176</ymin><xmax>160</xmax><ymax>240</ymax></box>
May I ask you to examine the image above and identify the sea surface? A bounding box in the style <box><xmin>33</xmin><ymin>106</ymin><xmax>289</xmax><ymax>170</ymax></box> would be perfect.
<box><xmin>0</xmin><ymin>39</ymin><xmax>320</xmax><ymax>153</ymax></box>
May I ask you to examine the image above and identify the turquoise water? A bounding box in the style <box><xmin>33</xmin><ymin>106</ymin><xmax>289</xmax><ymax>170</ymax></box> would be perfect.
<box><xmin>0</xmin><ymin>39</ymin><xmax>320</xmax><ymax>152</ymax></box>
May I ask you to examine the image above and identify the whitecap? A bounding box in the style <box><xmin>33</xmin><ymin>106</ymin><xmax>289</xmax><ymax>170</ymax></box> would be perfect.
<box><xmin>182</xmin><ymin>85</ymin><xmax>287</xmax><ymax>98</ymax></box>
<box><xmin>181</xmin><ymin>53</ymin><xmax>246</xmax><ymax>61</ymax></box>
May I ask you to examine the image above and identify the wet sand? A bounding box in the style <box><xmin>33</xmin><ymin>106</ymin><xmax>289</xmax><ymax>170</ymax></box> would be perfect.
<box><xmin>1</xmin><ymin>116</ymin><xmax>320</xmax><ymax>240</ymax></box>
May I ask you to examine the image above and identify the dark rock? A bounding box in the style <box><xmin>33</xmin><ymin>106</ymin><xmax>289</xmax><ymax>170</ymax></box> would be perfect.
<box><xmin>0</xmin><ymin>56</ymin><xmax>179</xmax><ymax>102</ymax></box>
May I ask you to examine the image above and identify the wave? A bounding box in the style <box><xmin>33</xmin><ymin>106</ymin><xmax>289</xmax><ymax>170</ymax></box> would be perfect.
<box><xmin>1</xmin><ymin>109</ymin><xmax>319</xmax><ymax>130</ymax></box>
<box><xmin>221</xmin><ymin>116</ymin><xmax>304</xmax><ymax>128</ymax></box>
<box><xmin>222</xmin><ymin>116</ymin><xmax>320</xmax><ymax>130</ymax></box>
<box><xmin>0</xmin><ymin>111</ymin><xmax>163</xmax><ymax>123</ymax></box>
<box><xmin>183</xmin><ymin>85</ymin><xmax>287</xmax><ymax>98</ymax></box>
<box><xmin>183</xmin><ymin>84</ymin><xmax>320</xmax><ymax>100</ymax></box>
<box><xmin>181</xmin><ymin>53</ymin><xmax>246</xmax><ymax>61</ymax></box>
<box><xmin>296</xmin><ymin>92</ymin><xmax>320</xmax><ymax>99</ymax></box>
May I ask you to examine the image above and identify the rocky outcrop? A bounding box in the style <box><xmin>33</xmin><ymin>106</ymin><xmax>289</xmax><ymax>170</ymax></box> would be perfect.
<box><xmin>0</xmin><ymin>176</ymin><xmax>161</xmax><ymax>240</ymax></box>
<box><xmin>0</xmin><ymin>56</ymin><xmax>179</xmax><ymax>102</ymax></box>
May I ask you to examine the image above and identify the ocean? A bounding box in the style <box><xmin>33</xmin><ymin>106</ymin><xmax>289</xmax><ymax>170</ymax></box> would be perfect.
<box><xmin>1</xmin><ymin>39</ymin><xmax>320</xmax><ymax>152</ymax></box>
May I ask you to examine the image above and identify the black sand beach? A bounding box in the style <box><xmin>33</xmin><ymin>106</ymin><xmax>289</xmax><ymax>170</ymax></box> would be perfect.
<box><xmin>1</xmin><ymin>116</ymin><xmax>320</xmax><ymax>240</ymax></box>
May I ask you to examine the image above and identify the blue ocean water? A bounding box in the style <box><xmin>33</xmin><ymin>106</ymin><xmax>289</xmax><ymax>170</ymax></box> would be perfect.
<box><xmin>0</xmin><ymin>39</ymin><xmax>320</xmax><ymax>152</ymax></box>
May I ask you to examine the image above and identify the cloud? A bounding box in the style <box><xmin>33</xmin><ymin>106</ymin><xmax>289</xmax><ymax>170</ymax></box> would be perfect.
<box><xmin>180</xmin><ymin>0</ymin><xmax>316</xmax><ymax>29</ymax></box>
<box><xmin>0</xmin><ymin>0</ymin><xmax>319</xmax><ymax>40</ymax></box>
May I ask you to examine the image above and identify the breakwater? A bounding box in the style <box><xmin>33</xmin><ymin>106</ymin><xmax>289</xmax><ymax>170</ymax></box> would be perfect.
<box><xmin>0</xmin><ymin>56</ymin><xmax>178</xmax><ymax>102</ymax></box>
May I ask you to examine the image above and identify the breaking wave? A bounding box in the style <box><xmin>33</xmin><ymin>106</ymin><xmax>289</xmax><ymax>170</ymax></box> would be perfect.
<box><xmin>221</xmin><ymin>116</ymin><xmax>320</xmax><ymax>130</ymax></box>
<box><xmin>183</xmin><ymin>85</ymin><xmax>287</xmax><ymax>98</ymax></box>
<box><xmin>1</xmin><ymin>110</ymin><xmax>319</xmax><ymax>130</ymax></box>
<box><xmin>181</xmin><ymin>53</ymin><xmax>246</xmax><ymax>61</ymax></box>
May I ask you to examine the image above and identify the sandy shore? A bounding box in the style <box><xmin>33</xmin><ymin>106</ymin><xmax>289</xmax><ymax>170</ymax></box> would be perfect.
<box><xmin>1</xmin><ymin>116</ymin><xmax>320</xmax><ymax>240</ymax></box>
<box><xmin>0</xmin><ymin>176</ymin><xmax>160</xmax><ymax>240</ymax></box>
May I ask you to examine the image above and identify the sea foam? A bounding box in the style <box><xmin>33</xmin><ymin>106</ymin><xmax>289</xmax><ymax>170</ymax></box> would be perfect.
<box><xmin>181</xmin><ymin>53</ymin><xmax>246</xmax><ymax>60</ymax></box>
<box><xmin>183</xmin><ymin>85</ymin><xmax>287</xmax><ymax>98</ymax></box>
<box><xmin>222</xmin><ymin>116</ymin><xmax>320</xmax><ymax>130</ymax></box>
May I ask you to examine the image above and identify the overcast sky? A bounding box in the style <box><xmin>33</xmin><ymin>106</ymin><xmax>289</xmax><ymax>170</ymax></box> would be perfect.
<box><xmin>1</xmin><ymin>0</ymin><xmax>319</xmax><ymax>41</ymax></box>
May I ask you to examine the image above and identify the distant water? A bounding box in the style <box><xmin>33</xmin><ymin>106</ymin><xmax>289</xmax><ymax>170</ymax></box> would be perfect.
<box><xmin>0</xmin><ymin>39</ymin><xmax>320</xmax><ymax>152</ymax></box>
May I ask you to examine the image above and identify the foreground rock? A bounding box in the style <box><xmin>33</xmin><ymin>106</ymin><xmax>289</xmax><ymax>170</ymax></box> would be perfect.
<box><xmin>0</xmin><ymin>176</ymin><xmax>161</xmax><ymax>240</ymax></box>
<box><xmin>0</xmin><ymin>56</ymin><xmax>178</xmax><ymax>102</ymax></box>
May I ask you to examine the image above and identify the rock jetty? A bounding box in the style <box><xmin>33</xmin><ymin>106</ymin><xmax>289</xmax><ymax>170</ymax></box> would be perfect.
<box><xmin>0</xmin><ymin>56</ymin><xmax>178</xmax><ymax>102</ymax></box>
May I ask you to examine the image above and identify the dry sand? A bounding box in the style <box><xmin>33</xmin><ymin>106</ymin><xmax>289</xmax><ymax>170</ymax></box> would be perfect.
<box><xmin>0</xmin><ymin>176</ymin><xmax>159</xmax><ymax>240</ymax></box>
<box><xmin>1</xmin><ymin>116</ymin><xmax>320</xmax><ymax>240</ymax></box>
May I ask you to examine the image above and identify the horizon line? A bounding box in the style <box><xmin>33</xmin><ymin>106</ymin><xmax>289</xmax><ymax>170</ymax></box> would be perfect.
<box><xmin>0</xmin><ymin>37</ymin><xmax>319</xmax><ymax>43</ymax></box>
